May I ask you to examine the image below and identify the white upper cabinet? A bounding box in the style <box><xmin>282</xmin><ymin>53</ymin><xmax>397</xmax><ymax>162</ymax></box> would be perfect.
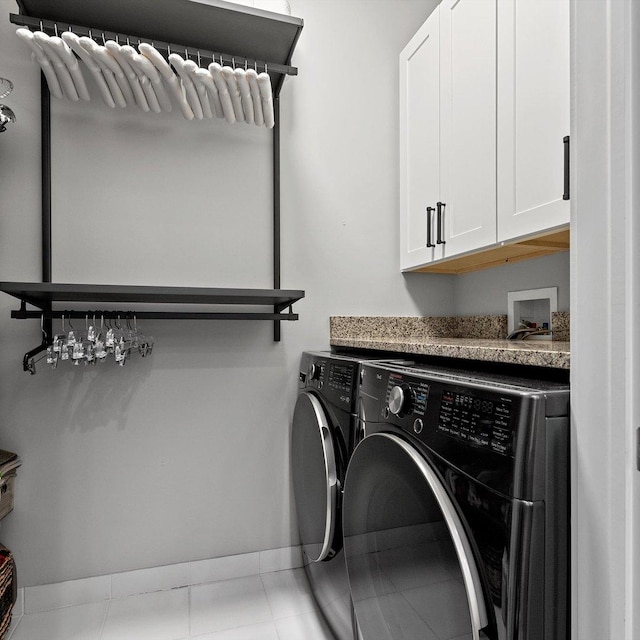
<box><xmin>399</xmin><ymin>0</ymin><xmax>569</xmax><ymax>272</ymax></box>
<box><xmin>496</xmin><ymin>0</ymin><xmax>570</xmax><ymax>241</ymax></box>
<box><xmin>440</xmin><ymin>0</ymin><xmax>497</xmax><ymax>257</ymax></box>
<box><xmin>399</xmin><ymin>6</ymin><xmax>442</xmax><ymax>270</ymax></box>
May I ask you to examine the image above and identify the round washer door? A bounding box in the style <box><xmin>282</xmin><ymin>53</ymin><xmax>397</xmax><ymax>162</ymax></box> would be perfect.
<box><xmin>343</xmin><ymin>432</ymin><xmax>490</xmax><ymax>640</ymax></box>
<box><xmin>291</xmin><ymin>391</ymin><xmax>340</xmax><ymax>563</ymax></box>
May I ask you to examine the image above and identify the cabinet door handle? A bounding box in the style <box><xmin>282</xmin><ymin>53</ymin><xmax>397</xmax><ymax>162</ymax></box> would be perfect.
<box><xmin>563</xmin><ymin>135</ymin><xmax>570</xmax><ymax>200</ymax></box>
<box><xmin>436</xmin><ymin>202</ymin><xmax>446</xmax><ymax>244</ymax></box>
<box><xmin>426</xmin><ymin>206</ymin><xmax>435</xmax><ymax>248</ymax></box>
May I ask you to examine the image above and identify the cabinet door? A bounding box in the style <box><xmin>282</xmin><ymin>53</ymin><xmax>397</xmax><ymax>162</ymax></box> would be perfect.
<box><xmin>497</xmin><ymin>0</ymin><xmax>570</xmax><ymax>241</ymax></box>
<box><xmin>440</xmin><ymin>0</ymin><xmax>497</xmax><ymax>258</ymax></box>
<box><xmin>399</xmin><ymin>7</ymin><xmax>443</xmax><ymax>271</ymax></box>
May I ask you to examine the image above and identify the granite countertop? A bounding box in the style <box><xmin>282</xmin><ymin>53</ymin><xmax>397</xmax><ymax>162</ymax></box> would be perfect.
<box><xmin>329</xmin><ymin>315</ymin><xmax>570</xmax><ymax>369</ymax></box>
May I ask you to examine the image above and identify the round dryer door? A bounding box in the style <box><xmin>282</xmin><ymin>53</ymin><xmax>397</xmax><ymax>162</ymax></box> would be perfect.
<box><xmin>343</xmin><ymin>433</ymin><xmax>490</xmax><ymax>640</ymax></box>
<box><xmin>291</xmin><ymin>391</ymin><xmax>340</xmax><ymax>563</ymax></box>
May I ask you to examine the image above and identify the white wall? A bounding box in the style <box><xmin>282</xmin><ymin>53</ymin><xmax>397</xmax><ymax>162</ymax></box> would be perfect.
<box><xmin>0</xmin><ymin>0</ymin><xmax>453</xmax><ymax>587</ymax></box>
<box><xmin>454</xmin><ymin>251</ymin><xmax>570</xmax><ymax>316</ymax></box>
<box><xmin>0</xmin><ymin>0</ymin><xmax>571</xmax><ymax>589</ymax></box>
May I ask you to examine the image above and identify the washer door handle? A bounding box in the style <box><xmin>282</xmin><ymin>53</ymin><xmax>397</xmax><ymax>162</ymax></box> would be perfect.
<box><xmin>373</xmin><ymin>433</ymin><xmax>489</xmax><ymax>639</ymax></box>
<box><xmin>299</xmin><ymin>392</ymin><xmax>338</xmax><ymax>563</ymax></box>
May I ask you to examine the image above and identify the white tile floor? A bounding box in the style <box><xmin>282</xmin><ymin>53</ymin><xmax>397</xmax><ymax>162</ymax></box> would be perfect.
<box><xmin>8</xmin><ymin>569</ymin><xmax>336</xmax><ymax>640</ymax></box>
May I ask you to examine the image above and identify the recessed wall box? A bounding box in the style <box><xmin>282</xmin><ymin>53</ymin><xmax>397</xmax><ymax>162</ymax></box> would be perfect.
<box><xmin>507</xmin><ymin>287</ymin><xmax>558</xmax><ymax>340</ymax></box>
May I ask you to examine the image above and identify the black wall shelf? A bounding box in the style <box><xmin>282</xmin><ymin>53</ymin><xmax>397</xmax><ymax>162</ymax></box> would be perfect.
<box><xmin>11</xmin><ymin>0</ymin><xmax>304</xmax><ymax>95</ymax></box>
<box><xmin>0</xmin><ymin>282</ymin><xmax>304</xmax><ymax>321</ymax></box>
<box><xmin>5</xmin><ymin>0</ymin><xmax>305</xmax><ymax>354</ymax></box>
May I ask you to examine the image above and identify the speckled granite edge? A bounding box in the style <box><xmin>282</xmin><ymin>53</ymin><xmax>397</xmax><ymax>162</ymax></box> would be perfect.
<box><xmin>552</xmin><ymin>311</ymin><xmax>570</xmax><ymax>341</ymax></box>
<box><xmin>329</xmin><ymin>315</ymin><xmax>508</xmax><ymax>341</ymax></box>
<box><xmin>330</xmin><ymin>336</ymin><xmax>571</xmax><ymax>369</ymax></box>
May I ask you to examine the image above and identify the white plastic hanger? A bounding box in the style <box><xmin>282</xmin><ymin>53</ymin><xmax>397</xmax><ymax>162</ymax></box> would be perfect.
<box><xmin>137</xmin><ymin>43</ymin><xmax>193</xmax><ymax>120</ymax></box>
<box><xmin>61</xmin><ymin>32</ymin><xmax>116</xmax><ymax>108</ymax></box>
<box><xmin>120</xmin><ymin>45</ymin><xmax>162</xmax><ymax>113</ymax></box>
<box><xmin>49</xmin><ymin>36</ymin><xmax>91</xmax><ymax>101</ymax></box>
<box><xmin>87</xmin><ymin>39</ymin><xmax>138</xmax><ymax>107</ymax></box>
<box><xmin>104</xmin><ymin>41</ymin><xmax>150</xmax><ymax>112</ymax></box>
<box><xmin>15</xmin><ymin>28</ymin><xmax>63</xmax><ymax>99</ymax></box>
<box><xmin>194</xmin><ymin>68</ymin><xmax>224</xmax><ymax>119</ymax></box>
<box><xmin>257</xmin><ymin>72</ymin><xmax>275</xmax><ymax>129</ymax></box>
<box><xmin>128</xmin><ymin>52</ymin><xmax>173</xmax><ymax>112</ymax></box>
<box><xmin>44</xmin><ymin>34</ymin><xmax>91</xmax><ymax>101</ymax></box>
<box><xmin>208</xmin><ymin>62</ymin><xmax>236</xmax><ymax>124</ymax></box>
<box><xmin>78</xmin><ymin>37</ymin><xmax>127</xmax><ymax>108</ymax></box>
<box><xmin>234</xmin><ymin>68</ymin><xmax>255</xmax><ymax>125</ymax></box>
<box><xmin>33</xmin><ymin>31</ymin><xmax>79</xmax><ymax>101</ymax></box>
<box><xmin>221</xmin><ymin>65</ymin><xmax>245</xmax><ymax>123</ymax></box>
<box><xmin>245</xmin><ymin>68</ymin><xmax>264</xmax><ymax>127</ymax></box>
<box><xmin>183</xmin><ymin>59</ymin><xmax>213</xmax><ymax>119</ymax></box>
<box><xmin>168</xmin><ymin>53</ymin><xmax>204</xmax><ymax>120</ymax></box>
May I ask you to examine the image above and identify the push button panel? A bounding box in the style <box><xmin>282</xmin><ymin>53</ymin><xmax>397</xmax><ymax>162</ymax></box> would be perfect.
<box><xmin>376</xmin><ymin>368</ymin><xmax>519</xmax><ymax>460</ymax></box>
<box><xmin>438</xmin><ymin>389</ymin><xmax>515</xmax><ymax>457</ymax></box>
<box><xmin>326</xmin><ymin>361</ymin><xmax>357</xmax><ymax>410</ymax></box>
<box><xmin>302</xmin><ymin>357</ymin><xmax>358</xmax><ymax>411</ymax></box>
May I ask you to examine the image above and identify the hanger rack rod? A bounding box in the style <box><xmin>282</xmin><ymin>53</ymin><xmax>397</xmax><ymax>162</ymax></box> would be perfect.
<box><xmin>9</xmin><ymin>13</ymin><xmax>298</xmax><ymax>81</ymax></box>
<box><xmin>11</xmin><ymin>310</ymin><xmax>298</xmax><ymax>321</ymax></box>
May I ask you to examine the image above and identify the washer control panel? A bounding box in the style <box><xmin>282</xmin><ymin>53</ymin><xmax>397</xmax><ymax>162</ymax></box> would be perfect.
<box><xmin>385</xmin><ymin>373</ymin><xmax>430</xmax><ymax>417</ymax></box>
<box><xmin>438</xmin><ymin>389</ymin><xmax>514</xmax><ymax>456</ymax></box>
<box><xmin>379</xmin><ymin>369</ymin><xmax>517</xmax><ymax>458</ymax></box>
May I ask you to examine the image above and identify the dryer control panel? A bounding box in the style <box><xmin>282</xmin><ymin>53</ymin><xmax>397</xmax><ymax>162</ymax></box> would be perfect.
<box><xmin>299</xmin><ymin>353</ymin><xmax>357</xmax><ymax>412</ymax></box>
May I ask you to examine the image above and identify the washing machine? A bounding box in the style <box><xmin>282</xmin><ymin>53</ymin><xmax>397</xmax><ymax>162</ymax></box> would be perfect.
<box><xmin>291</xmin><ymin>352</ymin><xmax>403</xmax><ymax>640</ymax></box>
<box><xmin>343</xmin><ymin>361</ymin><xmax>570</xmax><ymax>640</ymax></box>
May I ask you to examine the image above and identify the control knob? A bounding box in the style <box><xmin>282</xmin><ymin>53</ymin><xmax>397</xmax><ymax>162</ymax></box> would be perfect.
<box><xmin>388</xmin><ymin>384</ymin><xmax>412</xmax><ymax>416</ymax></box>
<box><xmin>308</xmin><ymin>363</ymin><xmax>322</xmax><ymax>381</ymax></box>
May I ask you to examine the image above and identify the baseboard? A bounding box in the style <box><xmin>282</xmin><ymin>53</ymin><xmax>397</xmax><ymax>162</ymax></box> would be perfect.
<box><xmin>22</xmin><ymin>545</ymin><xmax>303</xmax><ymax>614</ymax></box>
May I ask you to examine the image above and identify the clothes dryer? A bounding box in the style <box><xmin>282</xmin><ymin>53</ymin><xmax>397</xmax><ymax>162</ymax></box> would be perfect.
<box><xmin>343</xmin><ymin>362</ymin><xmax>570</xmax><ymax>640</ymax></box>
<box><xmin>292</xmin><ymin>352</ymin><xmax>402</xmax><ymax>640</ymax></box>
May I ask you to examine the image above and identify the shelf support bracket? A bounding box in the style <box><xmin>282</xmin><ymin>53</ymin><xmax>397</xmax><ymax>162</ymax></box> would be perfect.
<box><xmin>273</xmin><ymin>95</ymin><xmax>281</xmax><ymax>342</ymax></box>
<box><xmin>41</xmin><ymin>72</ymin><xmax>53</xmax><ymax>343</ymax></box>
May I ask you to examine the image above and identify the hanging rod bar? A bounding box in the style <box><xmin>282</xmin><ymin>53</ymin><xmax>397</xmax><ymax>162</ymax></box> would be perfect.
<box><xmin>9</xmin><ymin>13</ymin><xmax>298</xmax><ymax>78</ymax></box>
<box><xmin>11</xmin><ymin>310</ymin><xmax>299</xmax><ymax>321</ymax></box>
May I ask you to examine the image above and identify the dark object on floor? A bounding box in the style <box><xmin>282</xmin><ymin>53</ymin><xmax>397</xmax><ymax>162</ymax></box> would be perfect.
<box><xmin>0</xmin><ymin>545</ymin><xmax>16</xmax><ymax>639</ymax></box>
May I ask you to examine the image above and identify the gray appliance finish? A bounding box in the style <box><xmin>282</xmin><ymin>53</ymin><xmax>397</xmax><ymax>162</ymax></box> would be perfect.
<box><xmin>292</xmin><ymin>352</ymin><xmax>403</xmax><ymax>640</ymax></box>
<box><xmin>343</xmin><ymin>362</ymin><xmax>570</xmax><ymax>640</ymax></box>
